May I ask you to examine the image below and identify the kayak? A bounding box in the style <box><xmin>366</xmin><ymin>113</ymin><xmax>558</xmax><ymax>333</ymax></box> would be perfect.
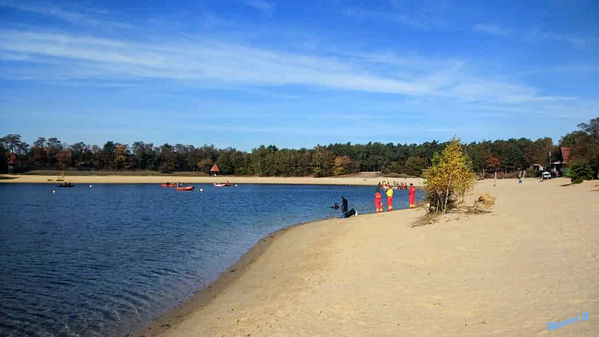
<box><xmin>161</xmin><ymin>183</ymin><xmax>176</xmax><ymax>187</ymax></box>
<box><xmin>213</xmin><ymin>183</ymin><xmax>226</xmax><ymax>187</ymax></box>
<box><xmin>175</xmin><ymin>185</ymin><xmax>194</xmax><ymax>191</ymax></box>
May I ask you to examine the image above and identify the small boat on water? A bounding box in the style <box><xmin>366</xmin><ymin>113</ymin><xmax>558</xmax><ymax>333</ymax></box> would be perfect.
<box><xmin>56</xmin><ymin>182</ymin><xmax>75</xmax><ymax>187</ymax></box>
<box><xmin>214</xmin><ymin>180</ymin><xmax>231</xmax><ymax>187</ymax></box>
<box><xmin>175</xmin><ymin>185</ymin><xmax>195</xmax><ymax>191</ymax></box>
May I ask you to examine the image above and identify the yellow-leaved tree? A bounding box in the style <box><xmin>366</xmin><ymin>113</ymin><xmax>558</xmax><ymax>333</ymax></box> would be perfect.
<box><xmin>424</xmin><ymin>138</ymin><xmax>476</xmax><ymax>213</ymax></box>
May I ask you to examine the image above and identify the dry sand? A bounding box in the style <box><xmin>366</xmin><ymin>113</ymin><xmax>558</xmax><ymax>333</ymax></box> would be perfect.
<box><xmin>0</xmin><ymin>174</ymin><xmax>423</xmax><ymax>186</ymax></box>
<box><xmin>131</xmin><ymin>178</ymin><xmax>598</xmax><ymax>337</ymax></box>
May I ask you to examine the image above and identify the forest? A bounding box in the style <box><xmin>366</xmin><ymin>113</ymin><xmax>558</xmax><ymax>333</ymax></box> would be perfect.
<box><xmin>1</xmin><ymin>117</ymin><xmax>597</xmax><ymax>178</ymax></box>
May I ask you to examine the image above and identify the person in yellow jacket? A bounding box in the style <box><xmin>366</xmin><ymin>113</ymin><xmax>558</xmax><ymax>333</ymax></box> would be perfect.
<box><xmin>386</xmin><ymin>187</ymin><xmax>393</xmax><ymax>211</ymax></box>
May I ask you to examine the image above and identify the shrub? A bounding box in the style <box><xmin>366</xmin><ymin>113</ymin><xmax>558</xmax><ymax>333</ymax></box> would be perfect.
<box><xmin>472</xmin><ymin>193</ymin><xmax>496</xmax><ymax>213</ymax></box>
<box><xmin>570</xmin><ymin>162</ymin><xmax>594</xmax><ymax>184</ymax></box>
<box><xmin>525</xmin><ymin>168</ymin><xmax>537</xmax><ymax>178</ymax></box>
<box><xmin>424</xmin><ymin>139</ymin><xmax>476</xmax><ymax>213</ymax></box>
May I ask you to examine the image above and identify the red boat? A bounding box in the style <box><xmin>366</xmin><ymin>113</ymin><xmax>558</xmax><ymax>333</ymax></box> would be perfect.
<box><xmin>175</xmin><ymin>185</ymin><xmax>195</xmax><ymax>191</ymax></box>
<box><xmin>161</xmin><ymin>183</ymin><xmax>176</xmax><ymax>187</ymax></box>
<box><xmin>214</xmin><ymin>180</ymin><xmax>231</xmax><ymax>187</ymax></box>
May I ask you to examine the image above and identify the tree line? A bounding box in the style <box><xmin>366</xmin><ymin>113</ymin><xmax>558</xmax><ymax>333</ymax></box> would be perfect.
<box><xmin>1</xmin><ymin>117</ymin><xmax>597</xmax><ymax>177</ymax></box>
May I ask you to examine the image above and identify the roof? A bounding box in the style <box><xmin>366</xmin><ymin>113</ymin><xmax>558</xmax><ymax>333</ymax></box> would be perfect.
<box><xmin>210</xmin><ymin>163</ymin><xmax>220</xmax><ymax>172</ymax></box>
<box><xmin>560</xmin><ymin>147</ymin><xmax>572</xmax><ymax>163</ymax></box>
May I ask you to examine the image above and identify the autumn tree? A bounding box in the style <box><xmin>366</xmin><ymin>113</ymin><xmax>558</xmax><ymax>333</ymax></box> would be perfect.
<box><xmin>424</xmin><ymin>139</ymin><xmax>476</xmax><ymax>213</ymax></box>
<box><xmin>312</xmin><ymin>146</ymin><xmax>334</xmax><ymax>177</ymax></box>
<box><xmin>485</xmin><ymin>155</ymin><xmax>501</xmax><ymax>172</ymax></box>
<box><xmin>114</xmin><ymin>144</ymin><xmax>128</xmax><ymax>169</ymax></box>
<box><xmin>561</xmin><ymin>116</ymin><xmax>599</xmax><ymax>181</ymax></box>
<box><xmin>56</xmin><ymin>149</ymin><xmax>73</xmax><ymax>169</ymax></box>
<box><xmin>197</xmin><ymin>158</ymin><xmax>213</xmax><ymax>174</ymax></box>
<box><xmin>333</xmin><ymin>155</ymin><xmax>352</xmax><ymax>176</ymax></box>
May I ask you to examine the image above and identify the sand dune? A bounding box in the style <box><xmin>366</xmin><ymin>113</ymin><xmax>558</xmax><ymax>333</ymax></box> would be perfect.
<box><xmin>132</xmin><ymin>178</ymin><xmax>598</xmax><ymax>337</ymax></box>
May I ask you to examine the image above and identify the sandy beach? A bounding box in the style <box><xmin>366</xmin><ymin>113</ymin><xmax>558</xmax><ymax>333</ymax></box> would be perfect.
<box><xmin>130</xmin><ymin>178</ymin><xmax>598</xmax><ymax>337</ymax></box>
<box><xmin>0</xmin><ymin>174</ymin><xmax>423</xmax><ymax>187</ymax></box>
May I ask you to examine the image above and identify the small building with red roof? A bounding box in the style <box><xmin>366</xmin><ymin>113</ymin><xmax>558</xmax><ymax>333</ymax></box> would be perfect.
<box><xmin>210</xmin><ymin>163</ymin><xmax>220</xmax><ymax>176</ymax></box>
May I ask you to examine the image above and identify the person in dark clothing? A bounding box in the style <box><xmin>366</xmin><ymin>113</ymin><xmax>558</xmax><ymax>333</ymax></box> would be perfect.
<box><xmin>331</xmin><ymin>202</ymin><xmax>339</xmax><ymax>209</ymax></box>
<box><xmin>341</xmin><ymin>196</ymin><xmax>348</xmax><ymax>213</ymax></box>
<box><xmin>344</xmin><ymin>208</ymin><xmax>357</xmax><ymax>218</ymax></box>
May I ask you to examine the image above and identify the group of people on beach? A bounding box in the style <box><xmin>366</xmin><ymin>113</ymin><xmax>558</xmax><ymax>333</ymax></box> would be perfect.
<box><xmin>332</xmin><ymin>182</ymin><xmax>416</xmax><ymax>218</ymax></box>
<box><xmin>375</xmin><ymin>181</ymin><xmax>416</xmax><ymax>212</ymax></box>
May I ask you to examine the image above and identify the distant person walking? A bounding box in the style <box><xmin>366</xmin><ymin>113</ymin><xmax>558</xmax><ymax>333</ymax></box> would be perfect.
<box><xmin>409</xmin><ymin>183</ymin><xmax>416</xmax><ymax>208</ymax></box>
<box><xmin>374</xmin><ymin>189</ymin><xmax>383</xmax><ymax>212</ymax></box>
<box><xmin>341</xmin><ymin>196</ymin><xmax>348</xmax><ymax>214</ymax></box>
<box><xmin>386</xmin><ymin>187</ymin><xmax>393</xmax><ymax>211</ymax></box>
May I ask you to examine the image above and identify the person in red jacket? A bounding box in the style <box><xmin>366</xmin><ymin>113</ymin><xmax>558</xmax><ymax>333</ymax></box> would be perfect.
<box><xmin>374</xmin><ymin>189</ymin><xmax>383</xmax><ymax>212</ymax></box>
<box><xmin>409</xmin><ymin>183</ymin><xmax>416</xmax><ymax>208</ymax></box>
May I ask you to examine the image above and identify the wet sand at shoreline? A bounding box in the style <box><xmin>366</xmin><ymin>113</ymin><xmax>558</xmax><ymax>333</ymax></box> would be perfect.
<box><xmin>131</xmin><ymin>178</ymin><xmax>599</xmax><ymax>337</ymax></box>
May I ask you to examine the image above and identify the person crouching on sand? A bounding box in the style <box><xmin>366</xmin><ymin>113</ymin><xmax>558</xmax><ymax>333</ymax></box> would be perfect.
<box><xmin>409</xmin><ymin>183</ymin><xmax>416</xmax><ymax>208</ymax></box>
<box><xmin>375</xmin><ymin>189</ymin><xmax>383</xmax><ymax>212</ymax></box>
<box><xmin>386</xmin><ymin>187</ymin><xmax>393</xmax><ymax>211</ymax></box>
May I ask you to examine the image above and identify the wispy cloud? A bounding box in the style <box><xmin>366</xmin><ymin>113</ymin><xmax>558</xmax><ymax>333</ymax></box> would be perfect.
<box><xmin>473</xmin><ymin>23</ymin><xmax>510</xmax><ymax>36</ymax></box>
<box><xmin>342</xmin><ymin>0</ymin><xmax>449</xmax><ymax>30</ymax></box>
<box><xmin>0</xmin><ymin>28</ymin><xmax>576</xmax><ymax>106</ymax></box>
<box><xmin>473</xmin><ymin>22</ymin><xmax>596</xmax><ymax>48</ymax></box>
<box><xmin>523</xmin><ymin>27</ymin><xmax>597</xmax><ymax>48</ymax></box>
<box><xmin>0</xmin><ymin>0</ymin><xmax>130</xmax><ymax>29</ymax></box>
<box><xmin>342</xmin><ymin>8</ymin><xmax>426</xmax><ymax>29</ymax></box>
<box><xmin>243</xmin><ymin>0</ymin><xmax>275</xmax><ymax>16</ymax></box>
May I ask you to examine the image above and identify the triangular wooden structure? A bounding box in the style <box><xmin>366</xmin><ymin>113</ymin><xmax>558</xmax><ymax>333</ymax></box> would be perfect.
<box><xmin>210</xmin><ymin>164</ymin><xmax>220</xmax><ymax>175</ymax></box>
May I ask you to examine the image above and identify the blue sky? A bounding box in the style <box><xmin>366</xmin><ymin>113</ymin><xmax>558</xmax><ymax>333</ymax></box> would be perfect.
<box><xmin>0</xmin><ymin>0</ymin><xmax>597</xmax><ymax>150</ymax></box>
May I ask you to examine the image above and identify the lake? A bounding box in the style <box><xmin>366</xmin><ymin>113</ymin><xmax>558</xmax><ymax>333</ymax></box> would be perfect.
<box><xmin>0</xmin><ymin>183</ymin><xmax>423</xmax><ymax>337</ymax></box>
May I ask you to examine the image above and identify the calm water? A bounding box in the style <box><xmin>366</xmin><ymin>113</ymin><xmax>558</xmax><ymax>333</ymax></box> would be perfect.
<box><xmin>0</xmin><ymin>183</ymin><xmax>423</xmax><ymax>337</ymax></box>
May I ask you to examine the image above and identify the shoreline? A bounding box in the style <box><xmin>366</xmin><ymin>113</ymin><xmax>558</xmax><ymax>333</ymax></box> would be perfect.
<box><xmin>0</xmin><ymin>174</ymin><xmax>424</xmax><ymax>187</ymax></box>
<box><xmin>126</xmin><ymin>216</ymin><xmax>337</xmax><ymax>337</ymax></box>
<box><xmin>128</xmin><ymin>193</ymin><xmax>426</xmax><ymax>337</ymax></box>
<box><xmin>129</xmin><ymin>203</ymin><xmax>426</xmax><ymax>337</ymax></box>
<box><xmin>126</xmin><ymin>178</ymin><xmax>598</xmax><ymax>336</ymax></box>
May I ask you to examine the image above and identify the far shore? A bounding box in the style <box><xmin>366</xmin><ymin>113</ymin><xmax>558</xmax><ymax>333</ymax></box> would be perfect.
<box><xmin>0</xmin><ymin>174</ymin><xmax>424</xmax><ymax>186</ymax></box>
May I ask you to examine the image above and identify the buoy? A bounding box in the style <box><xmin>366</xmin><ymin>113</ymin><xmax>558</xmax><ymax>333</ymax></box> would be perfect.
<box><xmin>52</xmin><ymin>190</ymin><xmax>55</xmax><ymax>194</ymax></box>
<box><xmin>235</xmin><ymin>184</ymin><xmax>238</xmax><ymax>187</ymax></box>
<box><xmin>89</xmin><ymin>184</ymin><xmax>92</xmax><ymax>188</ymax></box>
<box><xmin>199</xmin><ymin>188</ymin><xmax>203</xmax><ymax>192</ymax></box>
